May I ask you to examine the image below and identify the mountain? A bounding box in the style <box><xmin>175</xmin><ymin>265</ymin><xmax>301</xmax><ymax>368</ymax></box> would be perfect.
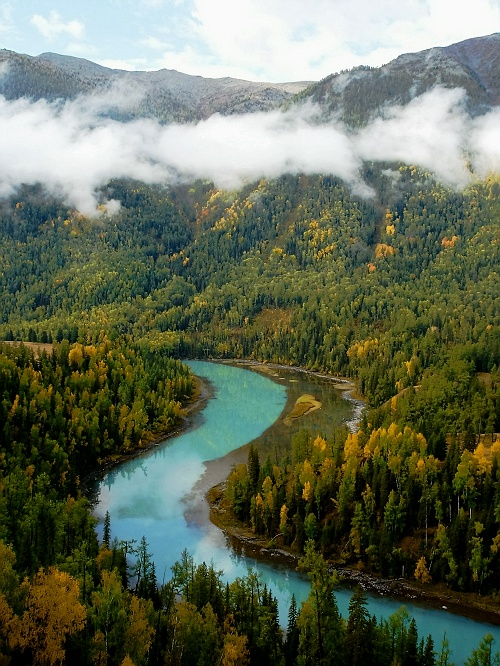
<box><xmin>1</xmin><ymin>33</ymin><xmax>498</xmax><ymax>125</ymax></box>
<box><xmin>287</xmin><ymin>32</ymin><xmax>500</xmax><ymax>125</ymax></box>
<box><xmin>0</xmin><ymin>49</ymin><xmax>311</xmax><ymax>122</ymax></box>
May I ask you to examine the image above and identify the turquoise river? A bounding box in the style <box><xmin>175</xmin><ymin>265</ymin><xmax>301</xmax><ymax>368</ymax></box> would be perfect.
<box><xmin>93</xmin><ymin>360</ymin><xmax>500</xmax><ymax>664</ymax></box>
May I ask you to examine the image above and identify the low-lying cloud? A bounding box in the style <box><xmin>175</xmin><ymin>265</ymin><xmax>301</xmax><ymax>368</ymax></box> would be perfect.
<box><xmin>0</xmin><ymin>85</ymin><xmax>498</xmax><ymax>215</ymax></box>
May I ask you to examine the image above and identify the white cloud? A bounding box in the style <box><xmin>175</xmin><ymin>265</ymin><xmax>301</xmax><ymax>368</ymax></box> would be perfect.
<box><xmin>151</xmin><ymin>104</ymin><xmax>364</xmax><ymax>190</ymax></box>
<box><xmin>0</xmin><ymin>3</ymin><xmax>14</xmax><ymax>34</ymax></box>
<box><xmin>0</xmin><ymin>85</ymin><xmax>498</xmax><ymax>215</ymax></box>
<box><xmin>355</xmin><ymin>87</ymin><xmax>472</xmax><ymax>188</ymax></box>
<box><xmin>6</xmin><ymin>0</ymin><xmax>498</xmax><ymax>83</ymax></box>
<box><xmin>151</xmin><ymin>0</ymin><xmax>500</xmax><ymax>81</ymax></box>
<box><xmin>422</xmin><ymin>0</ymin><xmax>500</xmax><ymax>47</ymax></box>
<box><xmin>31</xmin><ymin>10</ymin><xmax>85</xmax><ymax>42</ymax></box>
<box><xmin>470</xmin><ymin>108</ymin><xmax>500</xmax><ymax>177</ymax></box>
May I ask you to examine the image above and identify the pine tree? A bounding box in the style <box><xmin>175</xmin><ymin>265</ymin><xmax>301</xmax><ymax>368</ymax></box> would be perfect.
<box><xmin>103</xmin><ymin>511</ymin><xmax>111</xmax><ymax>549</ymax></box>
<box><xmin>346</xmin><ymin>586</ymin><xmax>371</xmax><ymax>665</ymax></box>
<box><xmin>248</xmin><ymin>444</ymin><xmax>261</xmax><ymax>492</ymax></box>
<box><xmin>297</xmin><ymin>540</ymin><xmax>345</xmax><ymax>666</ymax></box>
<box><xmin>285</xmin><ymin>594</ymin><xmax>299</xmax><ymax>666</ymax></box>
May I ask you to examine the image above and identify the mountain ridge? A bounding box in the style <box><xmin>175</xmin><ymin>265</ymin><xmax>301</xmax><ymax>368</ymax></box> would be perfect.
<box><xmin>290</xmin><ymin>32</ymin><xmax>500</xmax><ymax>124</ymax></box>
<box><xmin>0</xmin><ymin>48</ymin><xmax>312</xmax><ymax>122</ymax></box>
<box><xmin>0</xmin><ymin>32</ymin><xmax>498</xmax><ymax>124</ymax></box>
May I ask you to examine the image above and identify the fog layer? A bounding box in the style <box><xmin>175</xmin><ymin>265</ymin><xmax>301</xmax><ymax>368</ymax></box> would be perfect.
<box><xmin>0</xmin><ymin>85</ymin><xmax>498</xmax><ymax>214</ymax></box>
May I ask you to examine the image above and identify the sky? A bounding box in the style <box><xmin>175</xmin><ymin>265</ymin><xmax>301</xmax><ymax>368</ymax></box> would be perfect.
<box><xmin>1</xmin><ymin>0</ymin><xmax>499</xmax><ymax>82</ymax></box>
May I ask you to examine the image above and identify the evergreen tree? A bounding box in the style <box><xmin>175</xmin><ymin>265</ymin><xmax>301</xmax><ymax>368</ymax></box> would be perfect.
<box><xmin>297</xmin><ymin>540</ymin><xmax>345</xmax><ymax>666</ymax></box>
<box><xmin>103</xmin><ymin>511</ymin><xmax>111</xmax><ymax>549</ymax></box>
<box><xmin>346</xmin><ymin>587</ymin><xmax>372</xmax><ymax>666</ymax></box>
<box><xmin>285</xmin><ymin>593</ymin><xmax>299</xmax><ymax>666</ymax></box>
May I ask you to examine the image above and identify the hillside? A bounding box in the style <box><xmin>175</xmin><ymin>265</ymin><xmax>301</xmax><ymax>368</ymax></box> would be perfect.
<box><xmin>0</xmin><ymin>33</ymin><xmax>498</xmax><ymax>436</ymax></box>
<box><xmin>289</xmin><ymin>32</ymin><xmax>500</xmax><ymax>124</ymax></box>
<box><xmin>0</xmin><ymin>48</ymin><xmax>311</xmax><ymax>122</ymax></box>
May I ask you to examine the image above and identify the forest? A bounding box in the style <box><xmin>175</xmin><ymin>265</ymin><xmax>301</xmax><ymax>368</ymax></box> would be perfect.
<box><xmin>0</xmin><ymin>161</ymin><xmax>499</xmax><ymax>664</ymax></box>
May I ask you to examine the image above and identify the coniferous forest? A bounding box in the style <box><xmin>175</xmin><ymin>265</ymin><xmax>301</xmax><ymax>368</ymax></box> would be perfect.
<box><xmin>0</xmin><ymin>165</ymin><xmax>499</xmax><ymax>665</ymax></box>
<box><xmin>0</xmin><ymin>37</ymin><xmax>500</xmax><ymax>666</ymax></box>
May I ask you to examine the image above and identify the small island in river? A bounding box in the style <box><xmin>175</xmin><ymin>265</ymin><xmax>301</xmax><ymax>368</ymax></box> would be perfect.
<box><xmin>282</xmin><ymin>394</ymin><xmax>322</xmax><ymax>425</ymax></box>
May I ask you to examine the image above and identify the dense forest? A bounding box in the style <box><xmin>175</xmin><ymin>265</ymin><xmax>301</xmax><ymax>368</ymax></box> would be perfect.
<box><xmin>0</xmin><ymin>150</ymin><xmax>499</xmax><ymax>663</ymax></box>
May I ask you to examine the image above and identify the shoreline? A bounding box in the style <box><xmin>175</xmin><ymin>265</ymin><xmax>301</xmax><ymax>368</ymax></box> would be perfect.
<box><xmin>89</xmin><ymin>357</ymin><xmax>500</xmax><ymax>629</ymax></box>
<box><xmin>201</xmin><ymin>359</ymin><xmax>500</xmax><ymax>628</ymax></box>
<box><xmin>83</xmin><ymin>373</ymin><xmax>214</xmax><ymax>490</ymax></box>
<box><xmin>208</xmin><ymin>481</ymin><xmax>500</xmax><ymax>628</ymax></box>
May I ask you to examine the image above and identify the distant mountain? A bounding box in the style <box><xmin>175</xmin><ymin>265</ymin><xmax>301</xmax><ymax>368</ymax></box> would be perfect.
<box><xmin>0</xmin><ymin>33</ymin><xmax>498</xmax><ymax>125</ymax></box>
<box><xmin>288</xmin><ymin>33</ymin><xmax>500</xmax><ymax>125</ymax></box>
<box><xmin>0</xmin><ymin>49</ymin><xmax>311</xmax><ymax>122</ymax></box>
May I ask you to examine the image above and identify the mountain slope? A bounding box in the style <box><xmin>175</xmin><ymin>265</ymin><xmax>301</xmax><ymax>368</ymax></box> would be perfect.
<box><xmin>0</xmin><ymin>49</ymin><xmax>311</xmax><ymax>122</ymax></box>
<box><xmin>1</xmin><ymin>33</ymin><xmax>498</xmax><ymax>124</ymax></box>
<box><xmin>289</xmin><ymin>33</ymin><xmax>500</xmax><ymax>124</ymax></box>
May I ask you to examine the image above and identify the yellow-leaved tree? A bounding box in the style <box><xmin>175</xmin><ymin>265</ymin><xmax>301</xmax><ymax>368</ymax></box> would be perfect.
<box><xmin>414</xmin><ymin>556</ymin><xmax>432</xmax><ymax>584</ymax></box>
<box><xmin>221</xmin><ymin>615</ymin><xmax>249</xmax><ymax>666</ymax></box>
<box><xmin>13</xmin><ymin>567</ymin><xmax>86</xmax><ymax>665</ymax></box>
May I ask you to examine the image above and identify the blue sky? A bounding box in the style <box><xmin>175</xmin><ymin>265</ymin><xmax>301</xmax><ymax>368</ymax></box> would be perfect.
<box><xmin>1</xmin><ymin>0</ymin><xmax>499</xmax><ymax>82</ymax></box>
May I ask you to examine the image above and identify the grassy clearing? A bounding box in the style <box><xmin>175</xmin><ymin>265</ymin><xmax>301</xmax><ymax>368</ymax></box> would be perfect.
<box><xmin>2</xmin><ymin>341</ymin><xmax>54</xmax><ymax>357</ymax></box>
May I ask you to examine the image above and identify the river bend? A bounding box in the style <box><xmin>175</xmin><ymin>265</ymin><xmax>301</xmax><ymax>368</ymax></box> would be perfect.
<box><xmin>94</xmin><ymin>360</ymin><xmax>500</xmax><ymax>664</ymax></box>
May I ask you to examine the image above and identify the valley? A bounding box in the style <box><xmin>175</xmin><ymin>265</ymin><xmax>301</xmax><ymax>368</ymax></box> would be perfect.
<box><xmin>0</xmin><ymin>31</ymin><xmax>499</xmax><ymax>665</ymax></box>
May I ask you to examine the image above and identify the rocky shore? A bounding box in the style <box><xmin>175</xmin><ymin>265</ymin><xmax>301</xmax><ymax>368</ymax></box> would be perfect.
<box><xmin>208</xmin><ymin>480</ymin><xmax>500</xmax><ymax>628</ymax></box>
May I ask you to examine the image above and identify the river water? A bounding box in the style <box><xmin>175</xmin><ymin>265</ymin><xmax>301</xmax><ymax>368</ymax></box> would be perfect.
<box><xmin>93</xmin><ymin>360</ymin><xmax>500</xmax><ymax>664</ymax></box>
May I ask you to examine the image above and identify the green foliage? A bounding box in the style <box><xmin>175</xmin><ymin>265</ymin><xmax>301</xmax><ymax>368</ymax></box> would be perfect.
<box><xmin>224</xmin><ymin>411</ymin><xmax>500</xmax><ymax>593</ymax></box>
<box><xmin>0</xmin><ymin>160</ymin><xmax>499</xmax><ymax>663</ymax></box>
<box><xmin>0</xmin><ymin>337</ymin><xmax>193</xmax><ymax>578</ymax></box>
<box><xmin>1</xmin><ymin>174</ymin><xmax>499</xmax><ymax>406</ymax></box>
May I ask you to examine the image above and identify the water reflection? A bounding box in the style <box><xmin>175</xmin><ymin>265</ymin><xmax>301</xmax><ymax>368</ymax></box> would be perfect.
<box><xmin>95</xmin><ymin>361</ymin><xmax>288</xmax><ymax>568</ymax></box>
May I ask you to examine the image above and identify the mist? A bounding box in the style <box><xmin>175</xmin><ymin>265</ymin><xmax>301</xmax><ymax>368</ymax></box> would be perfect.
<box><xmin>0</xmin><ymin>85</ymin><xmax>498</xmax><ymax>215</ymax></box>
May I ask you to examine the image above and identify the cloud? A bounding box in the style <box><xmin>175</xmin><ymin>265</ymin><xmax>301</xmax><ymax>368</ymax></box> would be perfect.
<box><xmin>355</xmin><ymin>87</ymin><xmax>472</xmax><ymax>188</ymax></box>
<box><xmin>469</xmin><ymin>108</ymin><xmax>500</xmax><ymax>176</ymax></box>
<box><xmin>31</xmin><ymin>10</ymin><xmax>85</xmax><ymax>41</ymax></box>
<box><xmin>152</xmin><ymin>104</ymin><xmax>365</xmax><ymax>191</ymax></box>
<box><xmin>150</xmin><ymin>0</ymin><xmax>500</xmax><ymax>81</ymax></box>
<box><xmin>0</xmin><ymin>85</ymin><xmax>498</xmax><ymax>215</ymax></box>
<box><xmin>10</xmin><ymin>1</ymin><xmax>499</xmax><ymax>83</ymax></box>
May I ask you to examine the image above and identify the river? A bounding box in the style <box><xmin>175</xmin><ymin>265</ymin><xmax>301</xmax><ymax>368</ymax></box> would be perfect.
<box><xmin>93</xmin><ymin>360</ymin><xmax>500</xmax><ymax>664</ymax></box>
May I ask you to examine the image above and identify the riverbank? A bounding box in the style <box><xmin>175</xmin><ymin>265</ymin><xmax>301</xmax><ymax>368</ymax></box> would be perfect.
<box><xmin>208</xmin><ymin>481</ymin><xmax>500</xmax><ymax>627</ymax></box>
<box><xmin>199</xmin><ymin>360</ymin><xmax>500</xmax><ymax>628</ymax></box>
<box><xmin>84</xmin><ymin>372</ymin><xmax>214</xmax><ymax>487</ymax></box>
